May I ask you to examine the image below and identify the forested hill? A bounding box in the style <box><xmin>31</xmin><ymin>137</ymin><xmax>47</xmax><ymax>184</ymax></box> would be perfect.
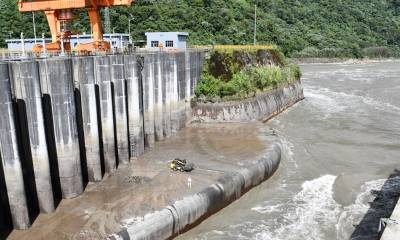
<box><xmin>1</xmin><ymin>0</ymin><xmax>400</xmax><ymax>57</ymax></box>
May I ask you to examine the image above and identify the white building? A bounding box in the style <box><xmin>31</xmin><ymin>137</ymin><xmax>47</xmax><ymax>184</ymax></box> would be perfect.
<box><xmin>145</xmin><ymin>32</ymin><xmax>189</xmax><ymax>50</ymax></box>
<box><xmin>5</xmin><ymin>33</ymin><xmax>130</xmax><ymax>51</ymax></box>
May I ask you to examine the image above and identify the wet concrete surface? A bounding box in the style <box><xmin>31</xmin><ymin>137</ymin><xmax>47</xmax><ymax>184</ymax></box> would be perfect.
<box><xmin>381</xmin><ymin>197</ymin><xmax>400</xmax><ymax>239</ymax></box>
<box><xmin>8</xmin><ymin>122</ymin><xmax>275</xmax><ymax>240</ymax></box>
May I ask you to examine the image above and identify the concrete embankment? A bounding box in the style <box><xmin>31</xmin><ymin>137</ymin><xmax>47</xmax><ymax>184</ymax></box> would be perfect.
<box><xmin>192</xmin><ymin>80</ymin><xmax>304</xmax><ymax>122</ymax></box>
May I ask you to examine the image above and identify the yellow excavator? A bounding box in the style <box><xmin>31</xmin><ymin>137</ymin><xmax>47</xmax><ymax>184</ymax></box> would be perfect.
<box><xmin>18</xmin><ymin>0</ymin><xmax>133</xmax><ymax>53</ymax></box>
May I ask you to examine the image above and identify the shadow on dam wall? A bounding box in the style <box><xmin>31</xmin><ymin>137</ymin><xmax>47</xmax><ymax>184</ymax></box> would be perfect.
<box><xmin>13</xmin><ymin>99</ymin><xmax>40</xmax><ymax>224</ymax></box>
<box><xmin>0</xmin><ymin>152</ymin><xmax>13</xmax><ymax>239</ymax></box>
<box><xmin>0</xmin><ymin>50</ymin><xmax>205</xmax><ymax>236</ymax></box>
<box><xmin>95</xmin><ymin>84</ymin><xmax>106</xmax><ymax>177</ymax></box>
<box><xmin>73</xmin><ymin>89</ymin><xmax>89</xmax><ymax>186</ymax></box>
<box><xmin>41</xmin><ymin>94</ymin><xmax>63</xmax><ymax>208</ymax></box>
<box><xmin>351</xmin><ymin>169</ymin><xmax>400</xmax><ymax>240</ymax></box>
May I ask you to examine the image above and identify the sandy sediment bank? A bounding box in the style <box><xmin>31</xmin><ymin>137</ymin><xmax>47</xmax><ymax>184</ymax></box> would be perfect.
<box><xmin>7</xmin><ymin>123</ymin><xmax>281</xmax><ymax>240</ymax></box>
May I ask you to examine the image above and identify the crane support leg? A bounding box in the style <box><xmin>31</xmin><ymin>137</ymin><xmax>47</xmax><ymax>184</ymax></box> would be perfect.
<box><xmin>88</xmin><ymin>9</ymin><xmax>103</xmax><ymax>42</ymax></box>
<box><xmin>45</xmin><ymin>11</ymin><xmax>59</xmax><ymax>42</ymax></box>
<box><xmin>32</xmin><ymin>10</ymin><xmax>72</xmax><ymax>53</ymax></box>
<box><xmin>75</xmin><ymin>8</ymin><xmax>111</xmax><ymax>53</ymax></box>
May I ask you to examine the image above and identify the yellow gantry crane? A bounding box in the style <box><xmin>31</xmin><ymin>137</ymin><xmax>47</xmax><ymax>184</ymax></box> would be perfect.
<box><xmin>18</xmin><ymin>0</ymin><xmax>133</xmax><ymax>53</ymax></box>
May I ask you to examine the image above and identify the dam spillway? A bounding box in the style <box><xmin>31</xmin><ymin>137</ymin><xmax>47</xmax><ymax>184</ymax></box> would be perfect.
<box><xmin>0</xmin><ymin>50</ymin><xmax>205</xmax><ymax>234</ymax></box>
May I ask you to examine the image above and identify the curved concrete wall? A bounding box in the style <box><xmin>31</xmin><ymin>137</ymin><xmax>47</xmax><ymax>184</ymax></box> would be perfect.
<box><xmin>112</xmin><ymin>143</ymin><xmax>282</xmax><ymax>240</ymax></box>
<box><xmin>192</xmin><ymin>80</ymin><xmax>304</xmax><ymax>122</ymax></box>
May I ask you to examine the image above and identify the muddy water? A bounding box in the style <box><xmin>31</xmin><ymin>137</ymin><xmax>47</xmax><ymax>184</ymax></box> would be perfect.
<box><xmin>177</xmin><ymin>61</ymin><xmax>400</xmax><ymax>240</ymax></box>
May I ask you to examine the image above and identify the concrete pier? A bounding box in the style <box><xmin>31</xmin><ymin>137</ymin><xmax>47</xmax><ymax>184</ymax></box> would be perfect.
<box><xmin>0</xmin><ymin>63</ymin><xmax>31</xmax><ymax>229</ymax></box>
<box><xmin>10</xmin><ymin>61</ymin><xmax>55</xmax><ymax>213</ymax></box>
<box><xmin>154</xmin><ymin>53</ymin><xmax>164</xmax><ymax>141</ymax></box>
<box><xmin>72</xmin><ymin>57</ymin><xmax>103</xmax><ymax>182</ymax></box>
<box><xmin>142</xmin><ymin>54</ymin><xmax>156</xmax><ymax>147</ymax></box>
<box><xmin>176</xmin><ymin>52</ymin><xmax>187</xmax><ymax>130</ymax></box>
<box><xmin>38</xmin><ymin>58</ymin><xmax>83</xmax><ymax>199</ymax></box>
<box><xmin>185</xmin><ymin>52</ymin><xmax>192</xmax><ymax>124</ymax></box>
<box><xmin>110</xmin><ymin>55</ymin><xmax>130</xmax><ymax>165</ymax></box>
<box><xmin>124</xmin><ymin>55</ymin><xmax>144</xmax><ymax>157</ymax></box>
<box><xmin>170</xmin><ymin>53</ymin><xmax>180</xmax><ymax>133</ymax></box>
<box><xmin>94</xmin><ymin>56</ymin><xmax>117</xmax><ymax>172</ymax></box>
<box><xmin>162</xmin><ymin>53</ymin><xmax>172</xmax><ymax>138</ymax></box>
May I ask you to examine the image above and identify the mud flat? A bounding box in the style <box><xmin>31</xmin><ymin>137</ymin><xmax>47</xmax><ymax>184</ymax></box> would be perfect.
<box><xmin>7</xmin><ymin>123</ymin><xmax>281</xmax><ymax>240</ymax></box>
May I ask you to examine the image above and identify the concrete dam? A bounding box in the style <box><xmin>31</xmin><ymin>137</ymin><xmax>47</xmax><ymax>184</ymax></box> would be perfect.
<box><xmin>0</xmin><ymin>50</ymin><xmax>204</xmax><ymax>235</ymax></box>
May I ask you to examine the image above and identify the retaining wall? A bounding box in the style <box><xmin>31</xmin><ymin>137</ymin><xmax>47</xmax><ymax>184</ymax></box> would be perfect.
<box><xmin>0</xmin><ymin>50</ymin><xmax>205</xmax><ymax>233</ymax></box>
<box><xmin>192</xmin><ymin>80</ymin><xmax>304</xmax><ymax>122</ymax></box>
<box><xmin>111</xmin><ymin>142</ymin><xmax>282</xmax><ymax>240</ymax></box>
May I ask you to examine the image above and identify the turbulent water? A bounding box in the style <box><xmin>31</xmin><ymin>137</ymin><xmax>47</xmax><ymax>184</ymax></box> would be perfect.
<box><xmin>177</xmin><ymin>61</ymin><xmax>400</xmax><ymax>240</ymax></box>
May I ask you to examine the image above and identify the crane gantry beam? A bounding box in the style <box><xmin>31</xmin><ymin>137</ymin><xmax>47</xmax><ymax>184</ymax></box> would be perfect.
<box><xmin>19</xmin><ymin>0</ymin><xmax>132</xmax><ymax>12</ymax></box>
<box><xmin>18</xmin><ymin>0</ymin><xmax>134</xmax><ymax>53</ymax></box>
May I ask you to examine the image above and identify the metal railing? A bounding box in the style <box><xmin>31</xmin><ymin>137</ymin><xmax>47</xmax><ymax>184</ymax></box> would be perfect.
<box><xmin>0</xmin><ymin>47</ymin><xmax>207</xmax><ymax>61</ymax></box>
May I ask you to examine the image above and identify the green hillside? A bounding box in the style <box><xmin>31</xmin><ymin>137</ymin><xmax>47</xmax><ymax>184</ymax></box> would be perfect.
<box><xmin>1</xmin><ymin>0</ymin><xmax>400</xmax><ymax>57</ymax></box>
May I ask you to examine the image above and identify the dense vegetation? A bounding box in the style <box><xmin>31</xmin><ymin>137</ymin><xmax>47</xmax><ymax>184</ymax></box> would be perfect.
<box><xmin>1</xmin><ymin>0</ymin><xmax>400</xmax><ymax>57</ymax></box>
<box><xmin>195</xmin><ymin>48</ymin><xmax>301</xmax><ymax>101</ymax></box>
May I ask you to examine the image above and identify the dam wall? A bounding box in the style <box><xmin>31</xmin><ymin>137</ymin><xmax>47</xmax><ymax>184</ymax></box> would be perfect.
<box><xmin>0</xmin><ymin>50</ymin><xmax>205</xmax><ymax>232</ymax></box>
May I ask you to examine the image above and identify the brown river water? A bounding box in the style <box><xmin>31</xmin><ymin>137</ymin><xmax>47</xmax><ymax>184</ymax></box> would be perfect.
<box><xmin>177</xmin><ymin>61</ymin><xmax>400</xmax><ymax>240</ymax></box>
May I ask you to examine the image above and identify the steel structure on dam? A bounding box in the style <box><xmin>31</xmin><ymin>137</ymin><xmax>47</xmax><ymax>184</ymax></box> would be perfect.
<box><xmin>0</xmin><ymin>50</ymin><xmax>204</xmax><ymax>235</ymax></box>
